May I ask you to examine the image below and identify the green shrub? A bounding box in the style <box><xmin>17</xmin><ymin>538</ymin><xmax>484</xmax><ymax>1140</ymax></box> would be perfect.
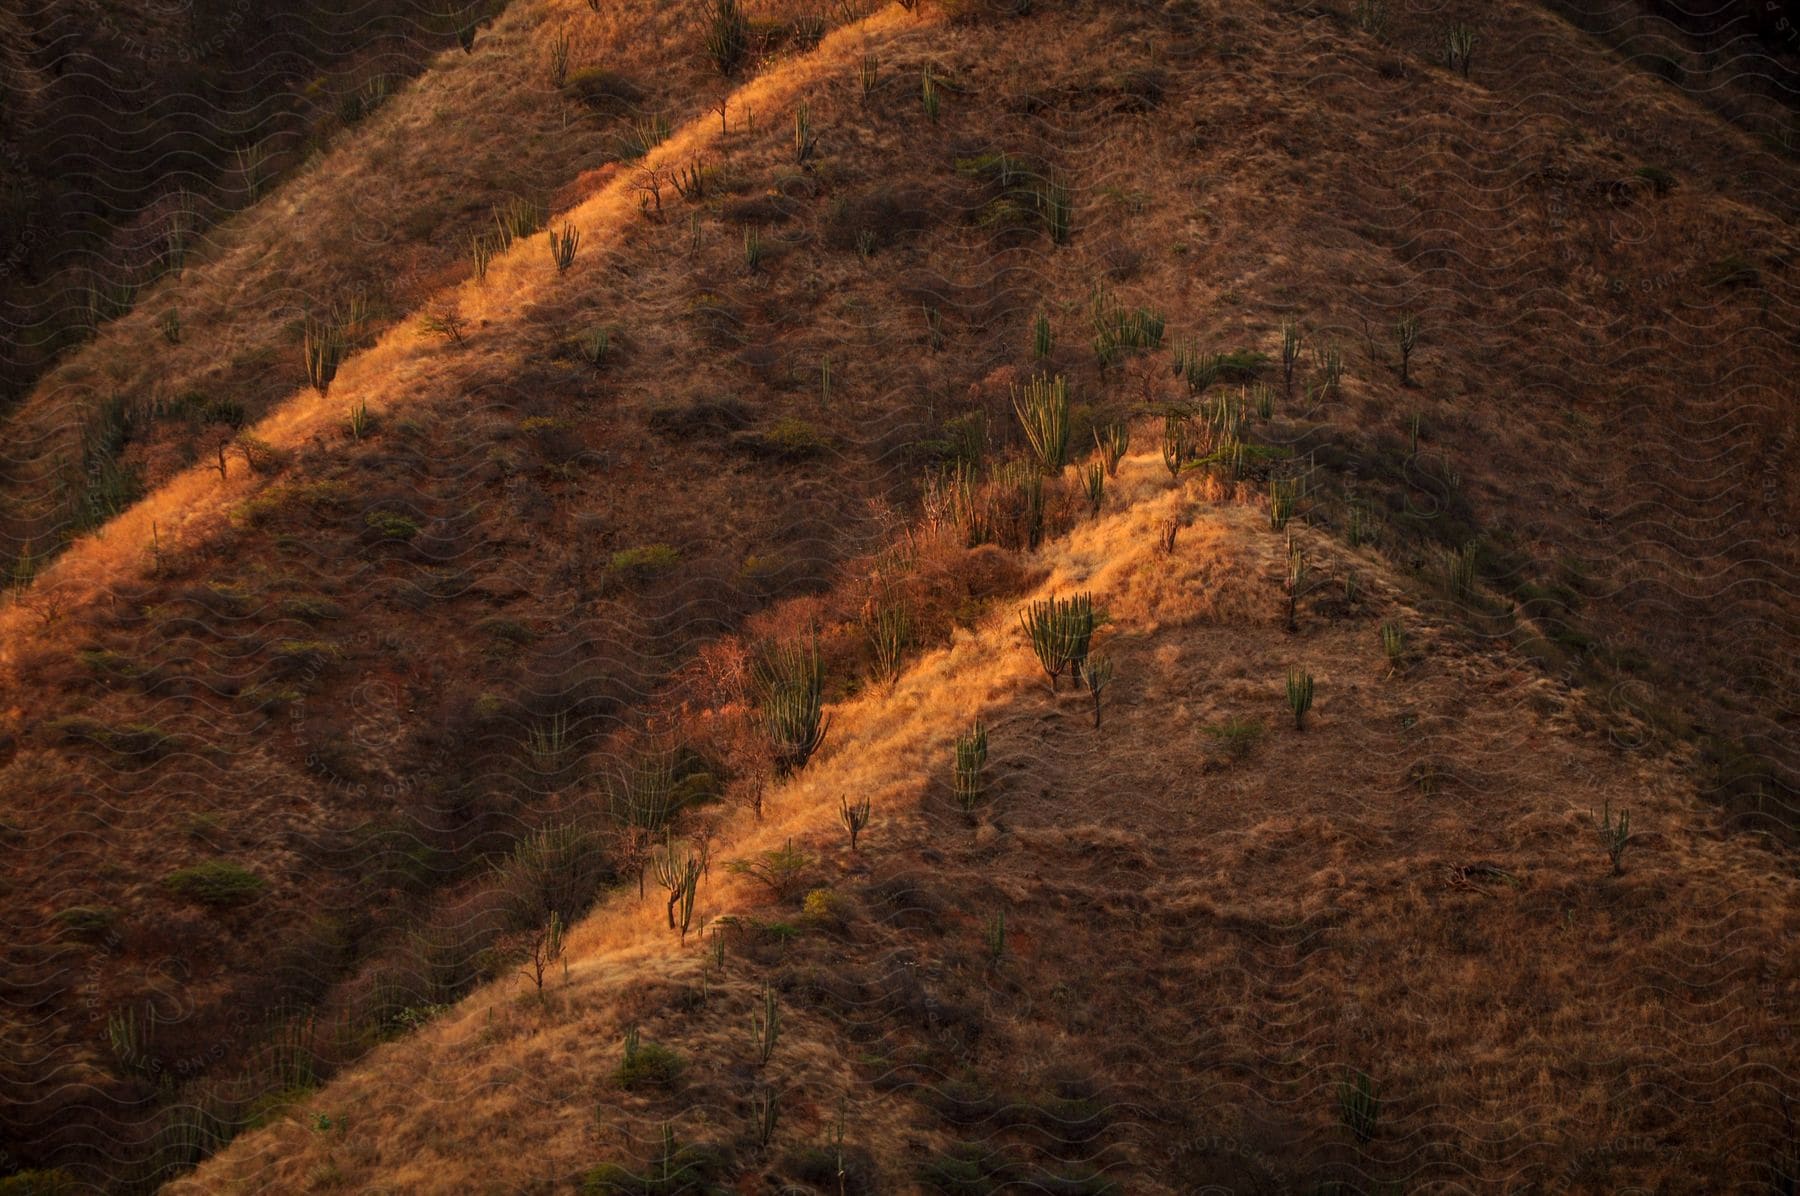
<box><xmin>609</xmin><ymin>544</ymin><xmax>680</xmax><ymax>580</ymax></box>
<box><xmin>364</xmin><ymin>510</ymin><xmax>421</xmax><ymax>541</ymax></box>
<box><xmin>163</xmin><ymin>860</ymin><xmax>267</xmax><ymax>907</ymax></box>
<box><xmin>1339</xmin><ymin>1067</ymin><xmax>1380</xmax><ymax>1144</ymax></box>
<box><xmin>53</xmin><ymin>906</ymin><xmax>118</xmax><ymax>940</ymax></box>
<box><xmin>0</xmin><ymin>1170</ymin><xmax>78</xmax><ymax>1196</ymax></box>
<box><xmin>49</xmin><ymin>716</ymin><xmax>177</xmax><ymax>758</ymax></box>
<box><xmin>726</xmin><ymin>839</ymin><xmax>813</xmax><ymax>903</ymax></box>
<box><xmin>1203</xmin><ymin>716</ymin><xmax>1264</xmax><ymax>762</ymax></box>
<box><xmin>582</xmin><ymin>1129</ymin><xmax>732</xmax><ymax>1195</ymax></box>
<box><xmin>613</xmin><ymin>1031</ymin><xmax>685</xmax><ymax>1089</ymax></box>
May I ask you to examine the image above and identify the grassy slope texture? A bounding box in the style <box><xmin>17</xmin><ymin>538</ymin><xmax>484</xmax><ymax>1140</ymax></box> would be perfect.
<box><xmin>0</xmin><ymin>0</ymin><xmax>1795</xmax><ymax>1191</ymax></box>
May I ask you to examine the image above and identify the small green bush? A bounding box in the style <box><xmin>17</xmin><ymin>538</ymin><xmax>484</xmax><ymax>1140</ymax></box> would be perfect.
<box><xmin>608</xmin><ymin>544</ymin><xmax>680</xmax><ymax>579</ymax></box>
<box><xmin>0</xmin><ymin>1170</ymin><xmax>78</xmax><ymax>1196</ymax></box>
<box><xmin>613</xmin><ymin>1039</ymin><xmax>685</xmax><ymax>1089</ymax></box>
<box><xmin>53</xmin><ymin>906</ymin><xmax>118</xmax><ymax>940</ymax></box>
<box><xmin>364</xmin><ymin>510</ymin><xmax>421</xmax><ymax>540</ymax></box>
<box><xmin>163</xmin><ymin>860</ymin><xmax>267</xmax><ymax>907</ymax></box>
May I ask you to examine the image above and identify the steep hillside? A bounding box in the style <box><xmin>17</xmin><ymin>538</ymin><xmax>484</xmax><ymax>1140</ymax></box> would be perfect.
<box><xmin>170</xmin><ymin>454</ymin><xmax>1800</xmax><ymax>1192</ymax></box>
<box><xmin>0</xmin><ymin>0</ymin><xmax>1795</xmax><ymax>1190</ymax></box>
<box><xmin>0</xmin><ymin>0</ymin><xmax>491</xmax><ymax>410</ymax></box>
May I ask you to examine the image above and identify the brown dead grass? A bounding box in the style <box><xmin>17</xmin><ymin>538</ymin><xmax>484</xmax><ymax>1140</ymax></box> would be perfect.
<box><xmin>172</xmin><ymin>448</ymin><xmax>1800</xmax><ymax>1193</ymax></box>
<box><xmin>1</xmin><ymin>0</ymin><xmax>1796</xmax><ymax>1188</ymax></box>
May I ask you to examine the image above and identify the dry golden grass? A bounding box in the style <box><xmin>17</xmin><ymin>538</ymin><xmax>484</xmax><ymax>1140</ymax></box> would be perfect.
<box><xmin>170</xmin><ymin>447</ymin><xmax>1800</xmax><ymax>1192</ymax></box>
<box><xmin>1</xmin><ymin>0</ymin><xmax>1795</xmax><ymax>1188</ymax></box>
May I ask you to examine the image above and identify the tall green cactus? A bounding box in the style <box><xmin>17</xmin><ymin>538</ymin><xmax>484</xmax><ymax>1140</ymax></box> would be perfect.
<box><xmin>1597</xmin><ymin>798</ymin><xmax>1632</xmax><ymax>876</ymax></box>
<box><xmin>953</xmin><ymin>719</ymin><xmax>988</xmax><ymax>814</ymax></box>
<box><xmin>1082</xmin><ymin>459</ymin><xmax>1105</xmax><ymax>518</ymax></box>
<box><xmin>1018</xmin><ymin>593</ymin><xmax>1093</xmax><ymax>691</ymax></box>
<box><xmin>1012</xmin><ymin>373</ymin><xmax>1070</xmax><ymax>475</ymax></box>
<box><xmin>1161</xmin><ymin>410</ymin><xmax>1189</xmax><ymax>481</ymax></box>
<box><xmin>755</xmin><ymin>638</ymin><xmax>829</xmax><ymax>775</ymax></box>
<box><xmin>1280</xmin><ymin>319</ymin><xmax>1302</xmax><ymax>398</ymax></box>
<box><xmin>1286</xmin><ymin>667</ymin><xmax>1314</xmax><ymax>730</ymax></box>
<box><xmin>1094</xmin><ymin>422</ymin><xmax>1128</xmax><ymax>476</ymax></box>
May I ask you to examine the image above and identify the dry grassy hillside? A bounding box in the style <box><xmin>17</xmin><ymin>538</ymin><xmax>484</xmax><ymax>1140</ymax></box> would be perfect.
<box><xmin>170</xmin><ymin>456</ymin><xmax>1800</xmax><ymax>1192</ymax></box>
<box><xmin>0</xmin><ymin>0</ymin><xmax>488</xmax><ymax>411</ymax></box>
<box><xmin>0</xmin><ymin>0</ymin><xmax>1795</xmax><ymax>1190</ymax></box>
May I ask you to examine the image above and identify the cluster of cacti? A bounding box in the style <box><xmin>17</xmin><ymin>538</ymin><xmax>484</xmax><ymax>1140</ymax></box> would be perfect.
<box><xmin>1095</xmin><ymin>422</ymin><xmax>1128</xmax><ymax>476</ymax></box>
<box><xmin>1597</xmin><ymin>798</ymin><xmax>1632</xmax><ymax>875</ymax></box>
<box><xmin>953</xmin><ymin>720</ymin><xmax>988</xmax><ymax>814</ymax></box>
<box><xmin>345</xmin><ymin>397</ymin><xmax>372</xmax><ymax>442</ymax></box>
<box><xmin>1339</xmin><ymin>1068</ymin><xmax>1380</xmax><ymax>1145</ymax></box>
<box><xmin>621</xmin><ymin>114</ymin><xmax>670</xmax><ymax>160</ymax></box>
<box><xmin>1284</xmin><ymin>533</ymin><xmax>1307</xmax><ymax>631</ymax></box>
<box><xmin>704</xmin><ymin>0</ymin><xmax>748</xmax><ymax>74</ymax></box>
<box><xmin>1280</xmin><ymin>319</ymin><xmax>1302</xmax><ymax>397</ymax></box>
<box><xmin>921</xmin><ymin>65</ymin><xmax>940</xmax><ymax>121</ymax></box>
<box><xmin>608</xmin><ymin>746</ymin><xmax>679</xmax><ymax>831</ymax></box>
<box><xmin>577</xmin><ymin>326</ymin><xmax>610</xmax><ymax>368</ymax></box>
<box><xmin>859</xmin><ymin>52</ymin><xmax>878</xmax><ymax>100</ymax></box>
<box><xmin>754</xmin><ymin>639</ymin><xmax>829</xmax><ymax>775</ymax></box>
<box><xmin>994</xmin><ymin>458</ymin><xmax>1045</xmax><ymax>549</ymax></box>
<box><xmin>838</xmin><ymin>793</ymin><xmax>871</xmax><ymax>850</ymax></box>
<box><xmin>303</xmin><ymin>313</ymin><xmax>348</xmax><ymax>396</ymax></box>
<box><xmin>672</xmin><ymin>158</ymin><xmax>710</xmax><ymax>201</ymax></box>
<box><xmin>1347</xmin><ymin>500</ymin><xmax>1376</xmax><ymax>547</ymax></box>
<box><xmin>1320</xmin><ymin>343</ymin><xmax>1345</xmax><ymax>396</ymax></box>
<box><xmin>1381</xmin><ymin>621</ymin><xmax>1405</xmax><ymax>671</ymax></box>
<box><xmin>1444</xmin><ymin>21</ymin><xmax>1476</xmax><ymax>77</ymax></box>
<box><xmin>1081</xmin><ymin>460</ymin><xmax>1105</xmax><ymax>517</ymax></box>
<box><xmin>1269</xmin><ymin>475</ymin><xmax>1302</xmax><ymax>529</ymax></box>
<box><xmin>1091</xmin><ymin>285</ymin><xmax>1164</xmax><ymax>366</ymax></box>
<box><xmin>1396</xmin><ymin>313</ymin><xmax>1420</xmax><ymax>384</ymax></box>
<box><xmin>470</xmin><ymin>233</ymin><xmax>495</xmax><ymax>283</ymax></box>
<box><xmin>1161</xmin><ymin>410</ymin><xmax>1189</xmax><ymax>481</ymax></box>
<box><xmin>1286</xmin><ymin>667</ymin><xmax>1314</xmax><ymax>729</ymax></box>
<box><xmin>745</xmin><ymin>227</ymin><xmax>764</xmax><ymax>273</ymax></box>
<box><xmin>1032</xmin><ymin>310</ymin><xmax>1053</xmax><ymax>359</ymax></box>
<box><xmin>1252</xmin><ymin>381</ymin><xmax>1274</xmax><ymax>420</ymax></box>
<box><xmin>867</xmin><ymin>596</ymin><xmax>909</xmax><ymax>688</ymax></box>
<box><xmin>1448</xmin><ymin>540</ymin><xmax>1479</xmax><ymax>602</ymax></box>
<box><xmin>493</xmin><ymin>196</ymin><xmax>545</xmax><ymax>244</ymax></box>
<box><xmin>548</xmin><ymin>223</ymin><xmax>580</xmax><ymax>272</ymax></box>
<box><xmin>652</xmin><ymin>832</ymin><xmax>705</xmax><ymax>940</ymax></box>
<box><xmin>1173</xmin><ymin>340</ymin><xmax>1225</xmax><ymax>396</ymax></box>
<box><xmin>1018</xmin><ymin>592</ymin><xmax>1095</xmax><ymax>691</ymax></box>
<box><xmin>1012</xmin><ymin>373</ymin><xmax>1070</xmax><ymax>475</ymax></box>
<box><xmin>750</xmin><ymin>986</ymin><xmax>780</xmax><ymax>1065</ymax></box>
